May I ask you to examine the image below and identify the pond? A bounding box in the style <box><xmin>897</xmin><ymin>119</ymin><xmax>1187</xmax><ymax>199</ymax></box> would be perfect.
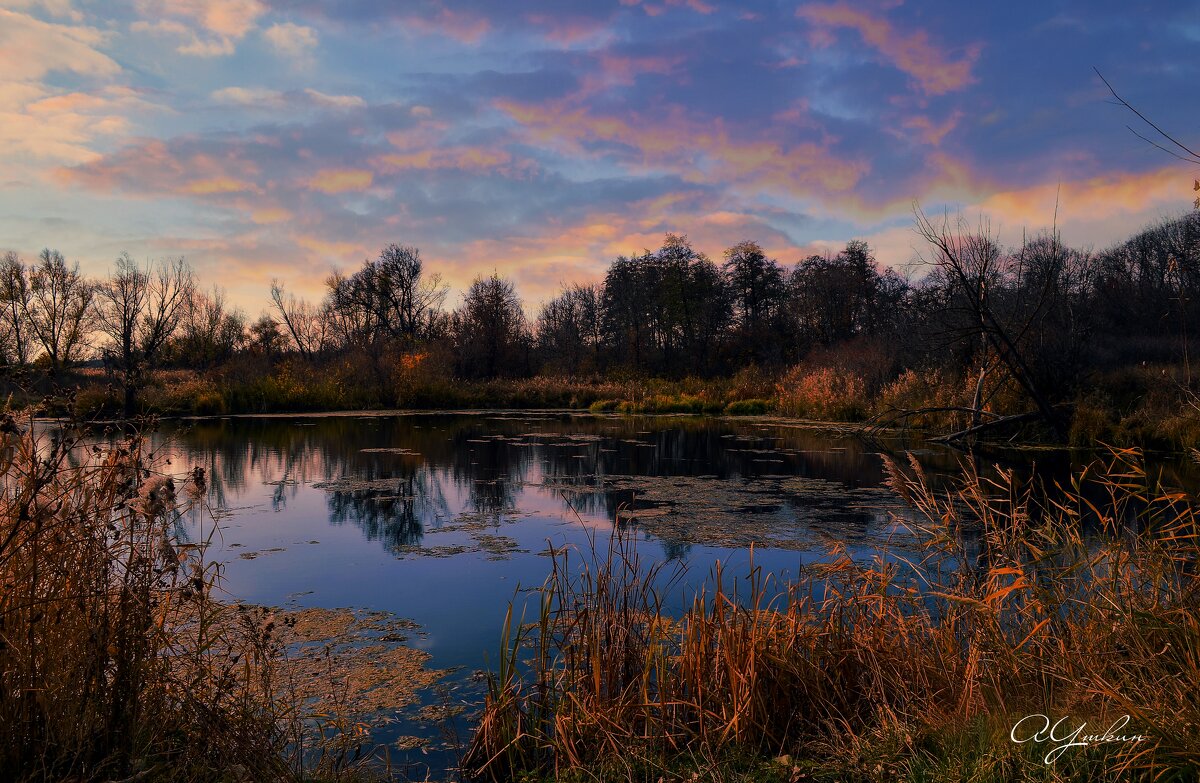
<box><xmin>116</xmin><ymin>411</ymin><xmax>1192</xmax><ymax>778</ymax></box>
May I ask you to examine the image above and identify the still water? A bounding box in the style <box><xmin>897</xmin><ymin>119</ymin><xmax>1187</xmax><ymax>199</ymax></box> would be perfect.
<box><xmin>127</xmin><ymin>411</ymin><xmax>1132</xmax><ymax>777</ymax></box>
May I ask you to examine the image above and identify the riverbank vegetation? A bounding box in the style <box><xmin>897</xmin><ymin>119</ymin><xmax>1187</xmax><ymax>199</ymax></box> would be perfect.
<box><xmin>0</xmin><ymin>412</ymin><xmax>393</xmax><ymax>782</ymax></box>
<box><xmin>464</xmin><ymin>446</ymin><xmax>1200</xmax><ymax>781</ymax></box>
<box><xmin>2</xmin><ymin>210</ymin><xmax>1198</xmax><ymax>448</ymax></box>
<box><xmin>2</xmin><ymin>403</ymin><xmax>1196</xmax><ymax>780</ymax></box>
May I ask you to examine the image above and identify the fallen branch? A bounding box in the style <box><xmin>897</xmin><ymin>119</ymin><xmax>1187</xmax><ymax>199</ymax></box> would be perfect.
<box><xmin>930</xmin><ymin>410</ymin><xmax>1045</xmax><ymax>443</ymax></box>
<box><xmin>865</xmin><ymin>406</ymin><xmax>1003</xmax><ymax>436</ymax></box>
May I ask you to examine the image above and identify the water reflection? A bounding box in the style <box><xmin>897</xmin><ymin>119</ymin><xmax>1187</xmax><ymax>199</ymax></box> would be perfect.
<box><xmin>65</xmin><ymin>412</ymin><xmax>1199</xmax><ymax>778</ymax></box>
<box><xmin>136</xmin><ymin>414</ymin><xmax>916</xmax><ymax>554</ymax></box>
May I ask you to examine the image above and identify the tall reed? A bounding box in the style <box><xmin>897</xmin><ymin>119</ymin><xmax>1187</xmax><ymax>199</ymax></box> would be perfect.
<box><xmin>465</xmin><ymin>447</ymin><xmax>1200</xmax><ymax>781</ymax></box>
<box><xmin>0</xmin><ymin>409</ymin><xmax>290</xmax><ymax>781</ymax></box>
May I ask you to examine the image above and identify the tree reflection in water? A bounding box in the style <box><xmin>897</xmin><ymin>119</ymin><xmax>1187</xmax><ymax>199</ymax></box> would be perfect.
<box><xmin>86</xmin><ymin>412</ymin><xmax>1117</xmax><ymax>558</ymax></box>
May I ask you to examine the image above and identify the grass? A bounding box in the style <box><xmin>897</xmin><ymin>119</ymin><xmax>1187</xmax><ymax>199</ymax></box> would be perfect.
<box><xmin>0</xmin><ymin>404</ymin><xmax>388</xmax><ymax>782</ymax></box>
<box><xmin>464</xmin><ymin>446</ymin><xmax>1200</xmax><ymax>782</ymax></box>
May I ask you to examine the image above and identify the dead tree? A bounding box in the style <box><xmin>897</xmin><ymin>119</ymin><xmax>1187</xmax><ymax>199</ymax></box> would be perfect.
<box><xmin>914</xmin><ymin>208</ymin><xmax>1069</xmax><ymax>442</ymax></box>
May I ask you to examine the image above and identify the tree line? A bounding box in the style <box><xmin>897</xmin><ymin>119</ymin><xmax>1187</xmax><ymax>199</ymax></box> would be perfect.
<box><xmin>1</xmin><ymin>210</ymin><xmax>1197</xmax><ymax>425</ymax></box>
<box><xmin>265</xmin><ymin>234</ymin><xmax>912</xmax><ymax>380</ymax></box>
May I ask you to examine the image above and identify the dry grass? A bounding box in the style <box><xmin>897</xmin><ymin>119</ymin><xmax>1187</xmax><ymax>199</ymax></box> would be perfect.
<box><xmin>464</xmin><ymin>447</ymin><xmax>1200</xmax><ymax>781</ymax></box>
<box><xmin>0</xmin><ymin>408</ymin><xmax>391</xmax><ymax>782</ymax></box>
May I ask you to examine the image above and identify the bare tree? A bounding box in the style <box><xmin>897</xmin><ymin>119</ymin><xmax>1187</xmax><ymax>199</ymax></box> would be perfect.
<box><xmin>1096</xmin><ymin>69</ymin><xmax>1200</xmax><ymax>208</ymax></box>
<box><xmin>535</xmin><ymin>283</ymin><xmax>603</xmax><ymax>374</ymax></box>
<box><xmin>24</xmin><ymin>249</ymin><xmax>95</xmax><ymax>373</ymax></box>
<box><xmin>269</xmin><ymin>281</ymin><xmax>328</xmax><ymax>360</ymax></box>
<box><xmin>320</xmin><ymin>245</ymin><xmax>448</xmax><ymax>352</ymax></box>
<box><xmin>174</xmin><ymin>286</ymin><xmax>246</xmax><ymax>367</ymax></box>
<box><xmin>0</xmin><ymin>252</ymin><xmax>32</xmax><ymax>367</ymax></box>
<box><xmin>914</xmin><ymin>208</ymin><xmax>1067</xmax><ymax>441</ymax></box>
<box><xmin>367</xmin><ymin>244</ymin><xmax>448</xmax><ymax>341</ymax></box>
<box><xmin>94</xmin><ymin>254</ymin><xmax>194</xmax><ymax>416</ymax></box>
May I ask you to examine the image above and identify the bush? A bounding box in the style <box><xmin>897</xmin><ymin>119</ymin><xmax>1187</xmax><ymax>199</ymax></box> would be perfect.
<box><xmin>73</xmin><ymin>384</ymin><xmax>122</xmax><ymax>418</ymax></box>
<box><xmin>723</xmin><ymin>398</ymin><xmax>771</xmax><ymax>415</ymax></box>
<box><xmin>775</xmin><ymin>364</ymin><xmax>868</xmax><ymax>421</ymax></box>
<box><xmin>191</xmin><ymin>390</ymin><xmax>227</xmax><ymax>416</ymax></box>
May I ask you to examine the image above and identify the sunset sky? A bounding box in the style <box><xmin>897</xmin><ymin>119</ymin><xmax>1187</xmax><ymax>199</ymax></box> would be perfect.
<box><xmin>2</xmin><ymin>0</ymin><xmax>1197</xmax><ymax>314</ymax></box>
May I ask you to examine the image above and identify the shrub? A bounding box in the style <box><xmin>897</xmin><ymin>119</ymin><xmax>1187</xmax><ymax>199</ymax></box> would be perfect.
<box><xmin>775</xmin><ymin>364</ymin><xmax>868</xmax><ymax>421</ymax></box>
<box><xmin>141</xmin><ymin>372</ymin><xmax>225</xmax><ymax>415</ymax></box>
<box><xmin>723</xmin><ymin>398</ymin><xmax>771</xmax><ymax>415</ymax></box>
<box><xmin>73</xmin><ymin>384</ymin><xmax>122</xmax><ymax>418</ymax></box>
<box><xmin>192</xmin><ymin>390</ymin><xmax>227</xmax><ymax>416</ymax></box>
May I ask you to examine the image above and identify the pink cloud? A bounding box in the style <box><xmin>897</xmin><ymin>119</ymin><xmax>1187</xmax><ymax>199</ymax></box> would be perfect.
<box><xmin>977</xmin><ymin>165</ymin><xmax>1192</xmax><ymax>228</ymax></box>
<box><xmin>307</xmin><ymin>168</ymin><xmax>373</xmax><ymax>194</ymax></box>
<box><xmin>131</xmin><ymin>0</ymin><xmax>266</xmax><ymax>56</ymax></box>
<box><xmin>0</xmin><ymin>9</ymin><xmax>119</xmax><ymax>82</ymax></box>
<box><xmin>404</xmin><ymin>7</ymin><xmax>490</xmax><ymax>44</ymax></box>
<box><xmin>137</xmin><ymin>0</ymin><xmax>265</xmax><ymax>38</ymax></box>
<box><xmin>1</xmin><ymin>84</ymin><xmax>158</xmax><ymax>169</ymax></box>
<box><xmin>524</xmin><ymin>14</ymin><xmax>613</xmax><ymax>47</ymax></box>
<box><xmin>620</xmin><ymin>0</ymin><xmax>716</xmax><ymax>15</ymax></box>
<box><xmin>896</xmin><ymin>110</ymin><xmax>963</xmax><ymax>147</ymax></box>
<box><xmin>797</xmin><ymin>3</ymin><xmax>981</xmax><ymax>95</ymax></box>
<box><xmin>59</xmin><ymin>137</ymin><xmax>267</xmax><ymax>198</ymax></box>
<box><xmin>495</xmin><ymin>99</ymin><xmax>869</xmax><ymax>198</ymax></box>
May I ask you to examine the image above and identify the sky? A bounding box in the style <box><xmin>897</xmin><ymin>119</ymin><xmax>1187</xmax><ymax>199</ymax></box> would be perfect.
<box><xmin>1</xmin><ymin>0</ymin><xmax>1198</xmax><ymax>315</ymax></box>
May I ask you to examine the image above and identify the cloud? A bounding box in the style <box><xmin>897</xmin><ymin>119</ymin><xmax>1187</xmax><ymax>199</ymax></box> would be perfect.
<box><xmin>495</xmin><ymin>99</ymin><xmax>869</xmax><ymax>199</ymax></box>
<box><xmin>403</xmin><ymin>7</ymin><xmax>490</xmax><ymax>44</ymax></box>
<box><xmin>523</xmin><ymin>13</ymin><xmax>614</xmax><ymax>47</ymax></box>
<box><xmin>308</xmin><ymin>168</ymin><xmax>373</xmax><ymax>193</ymax></box>
<box><xmin>618</xmin><ymin>0</ymin><xmax>716</xmax><ymax>16</ymax></box>
<box><xmin>843</xmin><ymin>165</ymin><xmax>1198</xmax><ymax>276</ymax></box>
<box><xmin>251</xmin><ymin>207</ymin><xmax>292</xmax><ymax>223</ymax></box>
<box><xmin>305</xmin><ymin>89</ymin><xmax>364</xmax><ymax>108</ymax></box>
<box><xmin>184</xmin><ymin>176</ymin><xmax>259</xmax><ymax>194</ymax></box>
<box><xmin>263</xmin><ymin>21</ymin><xmax>318</xmax><ymax>60</ymax></box>
<box><xmin>210</xmin><ymin>86</ymin><xmax>363</xmax><ymax>109</ymax></box>
<box><xmin>61</xmin><ymin>136</ymin><xmax>266</xmax><ymax>197</ymax></box>
<box><xmin>377</xmin><ymin>147</ymin><xmax>518</xmax><ymax>173</ymax></box>
<box><xmin>0</xmin><ymin>10</ymin><xmax>158</xmax><ymax>186</ymax></box>
<box><xmin>0</xmin><ymin>88</ymin><xmax>126</xmax><ymax>164</ymax></box>
<box><xmin>976</xmin><ymin>165</ymin><xmax>1191</xmax><ymax>230</ymax></box>
<box><xmin>210</xmin><ymin>86</ymin><xmax>281</xmax><ymax>105</ymax></box>
<box><xmin>797</xmin><ymin>3</ymin><xmax>980</xmax><ymax>95</ymax></box>
<box><xmin>0</xmin><ymin>9</ymin><xmax>119</xmax><ymax>82</ymax></box>
<box><xmin>132</xmin><ymin>0</ymin><xmax>266</xmax><ymax>56</ymax></box>
<box><xmin>145</xmin><ymin>0</ymin><xmax>265</xmax><ymax>37</ymax></box>
<box><xmin>895</xmin><ymin>111</ymin><xmax>963</xmax><ymax>147</ymax></box>
<box><xmin>2</xmin><ymin>0</ymin><xmax>82</xmax><ymax>21</ymax></box>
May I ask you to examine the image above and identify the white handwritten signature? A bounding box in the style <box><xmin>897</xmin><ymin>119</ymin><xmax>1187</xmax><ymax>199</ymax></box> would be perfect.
<box><xmin>1010</xmin><ymin>714</ymin><xmax>1148</xmax><ymax>764</ymax></box>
